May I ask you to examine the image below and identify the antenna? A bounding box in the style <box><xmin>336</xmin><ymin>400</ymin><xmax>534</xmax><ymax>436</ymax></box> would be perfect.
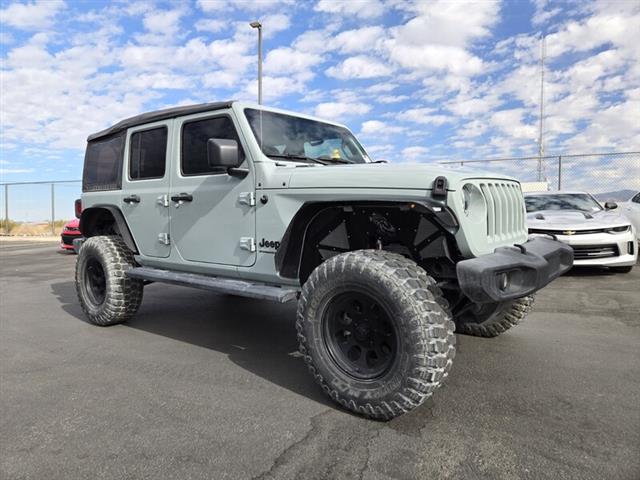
<box><xmin>537</xmin><ymin>35</ymin><xmax>546</xmax><ymax>182</ymax></box>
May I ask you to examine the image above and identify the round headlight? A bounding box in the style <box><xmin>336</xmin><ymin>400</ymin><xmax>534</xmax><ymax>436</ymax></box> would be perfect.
<box><xmin>461</xmin><ymin>183</ymin><xmax>486</xmax><ymax>220</ymax></box>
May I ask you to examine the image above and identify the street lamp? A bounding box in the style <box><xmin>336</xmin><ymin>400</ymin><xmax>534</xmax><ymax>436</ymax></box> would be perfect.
<box><xmin>250</xmin><ymin>21</ymin><xmax>262</xmax><ymax>105</ymax></box>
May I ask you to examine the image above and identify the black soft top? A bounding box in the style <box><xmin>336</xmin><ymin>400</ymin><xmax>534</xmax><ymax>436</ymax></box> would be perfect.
<box><xmin>87</xmin><ymin>101</ymin><xmax>234</xmax><ymax>142</ymax></box>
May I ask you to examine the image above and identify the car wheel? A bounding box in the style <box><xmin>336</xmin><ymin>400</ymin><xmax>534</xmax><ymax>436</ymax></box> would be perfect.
<box><xmin>296</xmin><ymin>250</ymin><xmax>455</xmax><ymax>420</ymax></box>
<box><xmin>454</xmin><ymin>295</ymin><xmax>535</xmax><ymax>338</ymax></box>
<box><xmin>75</xmin><ymin>235</ymin><xmax>143</xmax><ymax>326</ymax></box>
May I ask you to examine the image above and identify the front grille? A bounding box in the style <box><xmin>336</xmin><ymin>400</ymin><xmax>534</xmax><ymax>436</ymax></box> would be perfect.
<box><xmin>61</xmin><ymin>234</ymin><xmax>76</xmax><ymax>246</ymax></box>
<box><xmin>529</xmin><ymin>228</ymin><xmax>606</xmax><ymax>235</ymax></box>
<box><xmin>571</xmin><ymin>244</ymin><xmax>619</xmax><ymax>260</ymax></box>
<box><xmin>478</xmin><ymin>181</ymin><xmax>527</xmax><ymax>242</ymax></box>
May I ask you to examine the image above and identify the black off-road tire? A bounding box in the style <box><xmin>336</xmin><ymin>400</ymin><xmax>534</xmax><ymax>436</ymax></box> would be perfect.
<box><xmin>75</xmin><ymin>235</ymin><xmax>143</xmax><ymax>326</ymax></box>
<box><xmin>296</xmin><ymin>250</ymin><xmax>456</xmax><ymax>420</ymax></box>
<box><xmin>454</xmin><ymin>295</ymin><xmax>535</xmax><ymax>338</ymax></box>
<box><xmin>610</xmin><ymin>265</ymin><xmax>633</xmax><ymax>274</ymax></box>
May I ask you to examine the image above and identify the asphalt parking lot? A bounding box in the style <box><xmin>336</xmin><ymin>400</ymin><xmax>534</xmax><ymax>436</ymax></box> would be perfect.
<box><xmin>1</xmin><ymin>239</ymin><xmax>639</xmax><ymax>480</ymax></box>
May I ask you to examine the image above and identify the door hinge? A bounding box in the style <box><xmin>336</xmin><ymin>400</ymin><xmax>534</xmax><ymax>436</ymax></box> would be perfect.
<box><xmin>239</xmin><ymin>237</ymin><xmax>256</xmax><ymax>252</ymax></box>
<box><xmin>238</xmin><ymin>192</ymin><xmax>256</xmax><ymax>207</ymax></box>
<box><xmin>156</xmin><ymin>194</ymin><xmax>169</xmax><ymax>207</ymax></box>
<box><xmin>158</xmin><ymin>233</ymin><xmax>170</xmax><ymax>245</ymax></box>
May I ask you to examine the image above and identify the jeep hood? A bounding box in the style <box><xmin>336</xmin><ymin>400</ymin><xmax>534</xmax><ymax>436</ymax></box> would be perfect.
<box><xmin>285</xmin><ymin>163</ymin><xmax>517</xmax><ymax>190</ymax></box>
<box><xmin>527</xmin><ymin>209</ymin><xmax>631</xmax><ymax>230</ymax></box>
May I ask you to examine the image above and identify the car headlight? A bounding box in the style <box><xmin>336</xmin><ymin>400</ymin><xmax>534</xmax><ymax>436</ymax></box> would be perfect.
<box><xmin>461</xmin><ymin>183</ymin><xmax>486</xmax><ymax>221</ymax></box>
<box><xmin>606</xmin><ymin>225</ymin><xmax>630</xmax><ymax>233</ymax></box>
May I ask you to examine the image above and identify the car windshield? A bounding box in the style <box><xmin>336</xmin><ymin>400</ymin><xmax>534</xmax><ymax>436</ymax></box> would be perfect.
<box><xmin>244</xmin><ymin>109</ymin><xmax>370</xmax><ymax>164</ymax></box>
<box><xmin>525</xmin><ymin>194</ymin><xmax>603</xmax><ymax>213</ymax></box>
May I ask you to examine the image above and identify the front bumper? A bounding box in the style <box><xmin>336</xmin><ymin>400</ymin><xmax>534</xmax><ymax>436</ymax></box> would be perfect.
<box><xmin>456</xmin><ymin>236</ymin><xmax>573</xmax><ymax>303</ymax></box>
<box><xmin>60</xmin><ymin>233</ymin><xmax>83</xmax><ymax>252</ymax></box>
<box><xmin>531</xmin><ymin>230</ymin><xmax>637</xmax><ymax>268</ymax></box>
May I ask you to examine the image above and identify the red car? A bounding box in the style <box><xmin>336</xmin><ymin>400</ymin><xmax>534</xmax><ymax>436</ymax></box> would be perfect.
<box><xmin>60</xmin><ymin>218</ymin><xmax>83</xmax><ymax>252</ymax></box>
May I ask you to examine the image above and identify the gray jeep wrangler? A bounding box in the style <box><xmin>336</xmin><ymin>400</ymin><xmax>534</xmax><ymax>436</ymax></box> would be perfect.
<box><xmin>75</xmin><ymin>101</ymin><xmax>572</xmax><ymax>419</ymax></box>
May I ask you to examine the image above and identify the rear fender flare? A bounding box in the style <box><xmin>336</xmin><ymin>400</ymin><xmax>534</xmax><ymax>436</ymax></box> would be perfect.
<box><xmin>79</xmin><ymin>205</ymin><xmax>138</xmax><ymax>254</ymax></box>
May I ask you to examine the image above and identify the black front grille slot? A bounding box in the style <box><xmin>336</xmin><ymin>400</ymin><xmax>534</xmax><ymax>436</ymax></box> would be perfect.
<box><xmin>529</xmin><ymin>228</ymin><xmax>606</xmax><ymax>235</ymax></box>
<box><xmin>571</xmin><ymin>244</ymin><xmax>619</xmax><ymax>260</ymax></box>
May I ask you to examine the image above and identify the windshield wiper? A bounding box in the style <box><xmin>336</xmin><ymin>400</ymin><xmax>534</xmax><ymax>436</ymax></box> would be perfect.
<box><xmin>265</xmin><ymin>153</ymin><xmax>325</xmax><ymax>165</ymax></box>
<box><xmin>316</xmin><ymin>157</ymin><xmax>352</xmax><ymax>164</ymax></box>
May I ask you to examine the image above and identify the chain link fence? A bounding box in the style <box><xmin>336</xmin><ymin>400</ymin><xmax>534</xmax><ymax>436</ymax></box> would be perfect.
<box><xmin>438</xmin><ymin>151</ymin><xmax>640</xmax><ymax>199</ymax></box>
<box><xmin>2</xmin><ymin>152</ymin><xmax>639</xmax><ymax>235</ymax></box>
<box><xmin>0</xmin><ymin>180</ymin><xmax>81</xmax><ymax>235</ymax></box>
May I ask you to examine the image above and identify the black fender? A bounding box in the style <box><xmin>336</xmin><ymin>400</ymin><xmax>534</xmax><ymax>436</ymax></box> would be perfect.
<box><xmin>275</xmin><ymin>200</ymin><xmax>459</xmax><ymax>280</ymax></box>
<box><xmin>79</xmin><ymin>205</ymin><xmax>138</xmax><ymax>254</ymax></box>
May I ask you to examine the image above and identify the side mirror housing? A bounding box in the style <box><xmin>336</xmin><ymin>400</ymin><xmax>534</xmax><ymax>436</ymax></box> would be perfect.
<box><xmin>604</xmin><ymin>201</ymin><xmax>618</xmax><ymax>210</ymax></box>
<box><xmin>207</xmin><ymin>138</ymin><xmax>239</xmax><ymax>168</ymax></box>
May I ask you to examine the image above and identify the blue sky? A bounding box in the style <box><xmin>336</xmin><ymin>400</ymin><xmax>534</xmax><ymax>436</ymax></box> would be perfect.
<box><xmin>1</xmin><ymin>0</ymin><xmax>639</xmax><ymax>220</ymax></box>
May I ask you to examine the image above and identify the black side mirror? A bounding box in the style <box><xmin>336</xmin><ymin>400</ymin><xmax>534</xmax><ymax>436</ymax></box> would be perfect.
<box><xmin>207</xmin><ymin>138</ymin><xmax>239</xmax><ymax>168</ymax></box>
<box><xmin>604</xmin><ymin>201</ymin><xmax>618</xmax><ymax>210</ymax></box>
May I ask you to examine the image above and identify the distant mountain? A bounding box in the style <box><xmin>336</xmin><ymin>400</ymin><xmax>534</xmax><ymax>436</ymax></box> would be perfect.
<box><xmin>594</xmin><ymin>189</ymin><xmax>636</xmax><ymax>201</ymax></box>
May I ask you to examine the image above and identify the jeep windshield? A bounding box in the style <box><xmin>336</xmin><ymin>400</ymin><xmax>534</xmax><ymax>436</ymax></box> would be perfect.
<box><xmin>244</xmin><ymin>108</ymin><xmax>370</xmax><ymax>164</ymax></box>
<box><xmin>525</xmin><ymin>193</ymin><xmax>603</xmax><ymax>213</ymax></box>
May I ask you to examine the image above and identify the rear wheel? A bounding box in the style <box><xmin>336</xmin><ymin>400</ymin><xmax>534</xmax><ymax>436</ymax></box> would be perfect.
<box><xmin>75</xmin><ymin>236</ymin><xmax>143</xmax><ymax>326</ymax></box>
<box><xmin>454</xmin><ymin>295</ymin><xmax>535</xmax><ymax>338</ymax></box>
<box><xmin>296</xmin><ymin>250</ymin><xmax>455</xmax><ymax>420</ymax></box>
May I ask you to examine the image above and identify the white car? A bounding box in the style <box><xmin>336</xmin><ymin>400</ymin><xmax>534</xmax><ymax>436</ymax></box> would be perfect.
<box><xmin>624</xmin><ymin>191</ymin><xmax>640</xmax><ymax>237</ymax></box>
<box><xmin>525</xmin><ymin>191</ymin><xmax>637</xmax><ymax>273</ymax></box>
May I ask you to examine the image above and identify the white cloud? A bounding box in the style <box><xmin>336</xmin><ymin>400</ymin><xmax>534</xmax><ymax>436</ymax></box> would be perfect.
<box><xmin>244</xmin><ymin>76</ymin><xmax>307</xmax><ymax>102</ymax></box>
<box><xmin>398</xmin><ymin>108</ymin><xmax>451</xmax><ymax>126</ymax></box>
<box><xmin>0</xmin><ymin>0</ymin><xmax>65</xmax><ymax>30</ymax></box>
<box><xmin>143</xmin><ymin>9</ymin><xmax>184</xmax><ymax>35</ymax></box>
<box><xmin>490</xmin><ymin>109</ymin><xmax>537</xmax><ymax>141</ymax></box>
<box><xmin>314</xmin><ymin>102</ymin><xmax>371</xmax><ymax>120</ymax></box>
<box><xmin>401</xmin><ymin>146</ymin><xmax>430</xmax><ymax>161</ymax></box>
<box><xmin>194</xmin><ymin>18</ymin><xmax>226</xmax><ymax>32</ymax></box>
<box><xmin>0</xmin><ymin>167</ymin><xmax>36</xmax><ymax>174</ymax></box>
<box><xmin>327</xmin><ymin>55</ymin><xmax>392</xmax><ymax>79</ymax></box>
<box><xmin>377</xmin><ymin>94</ymin><xmax>409</xmax><ymax>104</ymax></box>
<box><xmin>531</xmin><ymin>0</ymin><xmax>562</xmax><ymax>27</ymax></box>
<box><xmin>384</xmin><ymin>1</ymin><xmax>499</xmax><ymax>77</ymax></box>
<box><xmin>333</xmin><ymin>26</ymin><xmax>386</xmax><ymax>53</ymax></box>
<box><xmin>260</xmin><ymin>13</ymin><xmax>291</xmax><ymax>38</ymax></box>
<box><xmin>264</xmin><ymin>47</ymin><xmax>322</xmax><ymax>78</ymax></box>
<box><xmin>315</xmin><ymin>0</ymin><xmax>385</xmax><ymax>19</ymax></box>
<box><xmin>198</xmin><ymin>0</ymin><xmax>294</xmax><ymax>12</ymax></box>
<box><xmin>360</xmin><ymin>120</ymin><xmax>405</xmax><ymax>136</ymax></box>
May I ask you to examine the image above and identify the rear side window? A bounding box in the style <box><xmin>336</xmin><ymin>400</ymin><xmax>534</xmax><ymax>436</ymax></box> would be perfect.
<box><xmin>181</xmin><ymin>116</ymin><xmax>244</xmax><ymax>175</ymax></box>
<box><xmin>129</xmin><ymin>127</ymin><xmax>167</xmax><ymax>180</ymax></box>
<box><xmin>83</xmin><ymin>133</ymin><xmax>125</xmax><ymax>192</ymax></box>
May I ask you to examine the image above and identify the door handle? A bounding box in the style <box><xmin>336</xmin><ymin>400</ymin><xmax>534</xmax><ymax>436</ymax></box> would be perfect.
<box><xmin>171</xmin><ymin>193</ymin><xmax>193</xmax><ymax>208</ymax></box>
<box><xmin>123</xmin><ymin>194</ymin><xmax>140</xmax><ymax>204</ymax></box>
<box><xmin>171</xmin><ymin>193</ymin><xmax>193</xmax><ymax>202</ymax></box>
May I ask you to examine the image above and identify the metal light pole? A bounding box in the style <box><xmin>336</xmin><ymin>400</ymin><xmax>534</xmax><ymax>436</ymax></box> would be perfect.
<box><xmin>250</xmin><ymin>21</ymin><xmax>263</xmax><ymax>105</ymax></box>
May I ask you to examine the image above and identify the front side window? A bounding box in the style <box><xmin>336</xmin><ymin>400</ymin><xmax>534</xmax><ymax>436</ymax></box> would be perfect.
<box><xmin>244</xmin><ymin>109</ymin><xmax>369</xmax><ymax>164</ymax></box>
<box><xmin>129</xmin><ymin>127</ymin><xmax>167</xmax><ymax>180</ymax></box>
<box><xmin>182</xmin><ymin>116</ymin><xmax>244</xmax><ymax>175</ymax></box>
<box><xmin>525</xmin><ymin>194</ymin><xmax>603</xmax><ymax>213</ymax></box>
<box><xmin>83</xmin><ymin>132</ymin><xmax>125</xmax><ymax>192</ymax></box>
<box><xmin>632</xmin><ymin>193</ymin><xmax>640</xmax><ymax>204</ymax></box>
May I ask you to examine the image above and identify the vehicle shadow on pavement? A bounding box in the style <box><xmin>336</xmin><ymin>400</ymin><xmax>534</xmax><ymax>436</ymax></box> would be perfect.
<box><xmin>50</xmin><ymin>280</ymin><xmax>332</xmax><ymax>407</ymax></box>
<box><xmin>563</xmin><ymin>266</ymin><xmax>627</xmax><ymax>276</ymax></box>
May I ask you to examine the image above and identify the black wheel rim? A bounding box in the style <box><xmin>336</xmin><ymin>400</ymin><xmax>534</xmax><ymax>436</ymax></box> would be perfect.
<box><xmin>322</xmin><ymin>290</ymin><xmax>398</xmax><ymax>380</ymax></box>
<box><xmin>84</xmin><ymin>257</ymin><xmax>106</xmax><ymax>306</ymax></box>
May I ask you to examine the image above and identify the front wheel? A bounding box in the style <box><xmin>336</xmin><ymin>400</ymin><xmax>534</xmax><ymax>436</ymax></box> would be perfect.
<box><xmin>75</xmin><ymin>236</ymin><xmax>143</xmax><ymax>326</ymax></box>
<box><xmin>296</xmin><ymin>250</ymin><xmax>456</xmax><ymax>420</ymax></box>
<box><xmin>454</xmin><ymin>295</ymin><xmax>535</xmax><ymax>338</ymax></box>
